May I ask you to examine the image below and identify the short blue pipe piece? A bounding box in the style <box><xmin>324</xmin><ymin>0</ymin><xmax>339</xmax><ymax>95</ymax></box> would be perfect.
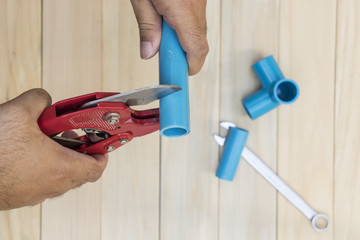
<box><xmin>159</xmin><ymin>20</ymin><xmax>190</xmax><ymax>137</ymax></box>
<box><xmin>242</xmin><ymin>55</ymin><xmax>300</xmax><ymax>119</ymax></box>
<box><xmin>216</xmin><ymin>127</ymin><xmax>249</xmax><ymax>181</ymax></box>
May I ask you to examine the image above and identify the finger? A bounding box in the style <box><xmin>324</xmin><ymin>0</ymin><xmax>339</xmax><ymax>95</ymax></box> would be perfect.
<box><xmin>42</xmin><ymin>140</ymin><xmax>109</xmax><ymax>198</ymax></box>
<box><xmin>170</xmin><ymin>15</ymin><xmax>208</xmax><ymax>76</ymax></box>
<box><xmin>9</xmin><ymin>88</ymin><xmax>52</xmax><ymax>119</ymax></box>
<box><xmin>91</xmin><ymin>154</ymin><xmax>109</xmax><ymax>168</ymax></box>
<box><xmin>131</xmin><ymin>0</ymin><xmax>162</xmax><ymax>59</ymax></box>
<box><xmin>153</xmin><ymin>0</ymin><xmax>209</xmax><ymax>75</ymax></box>
<box><xmin>64</xmin><ymin>149</ymin><xmax>109</xmax><ymax>187</ymax></box>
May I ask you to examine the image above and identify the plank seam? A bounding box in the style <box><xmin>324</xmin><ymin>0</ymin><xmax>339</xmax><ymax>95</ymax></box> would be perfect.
<box><xmin>40</xmin><ymin>0</ymin><xmax>44</xmax><ymax>238</ymax></box>
<box><xmin>332</xmin><ymin>0</ymin><xmax>339</xmax><ymax>238</ymax></box>
<box><xmin>217</xmin><ymin>1</ymin><xmax>223</xmax><ymax>239</ymax></box>
<box><xmin>159</xmin><ymin>136</ymin><xmax>162</xmax><ymax>240</ymax></box>
<box><xmin>277</xmin><ymin>1</ymin><xmax>281</xmax><ymax>239</ymax></box>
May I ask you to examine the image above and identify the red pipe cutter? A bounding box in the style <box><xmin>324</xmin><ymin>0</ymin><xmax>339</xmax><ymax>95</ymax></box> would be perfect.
<box><xmin>38</xmin><ymin>85</ymin><xmax>181</xmax><ymax>154</ymax></box>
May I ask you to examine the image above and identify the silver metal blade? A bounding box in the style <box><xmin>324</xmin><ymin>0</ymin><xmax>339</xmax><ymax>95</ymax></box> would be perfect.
<box><xmin>79</xmin><ymin>85</ymin><xmax>182</xmax><ymax>110</ymax></box>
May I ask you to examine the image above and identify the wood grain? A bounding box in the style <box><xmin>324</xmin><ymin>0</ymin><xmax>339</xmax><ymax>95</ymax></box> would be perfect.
<box><xmin>219</xmin><ymin>0</ymin><xmax>279</xmax><ymax>239</ymax></box>
<box><xmin>0</xmin><ymin>0</ymin><xmax>41</xmax><ymax>239</ymax></box>
<box><xmin>101</xmin><ymin>0</ymin><xmax>160</xmax><ymax>239</ymax></box>
<box><xmin>0</xmin><ymin>0</ymin><xmax>41</xmax><ymax>100</ymax></box>
<box><xmin>277</xmin><ymin>0</ymin><xmax>336</xmax><ymax>239</ymax></box>
<box><xmin>41</xmin><ymin>1</ymin><xmax>103</xmax><ymax>239</ymax></box>
<box><xmin>2</xmin><ymin>0</ymin><xmax>360</xmax><ymax>239</ymax></box>
<box><xmin>334</xmin><ymin>0</ymin><xmax>360</xmax><ymax>238</ymax></box>
<box><xmin>159</xmin><ymin>0</ymin><xmax>220</xmax><ymax>239</ymax></box>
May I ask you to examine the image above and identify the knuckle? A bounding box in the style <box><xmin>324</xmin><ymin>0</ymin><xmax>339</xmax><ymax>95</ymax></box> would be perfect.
<box><xmin>188</xmin><ymin>27</ymin><xmax>209</xmax><ymax>56</ymax></box>
<box><xmin>198</xmin><ymin>39</ymin><xmax>209</xmax><ymax>56</ymax></box>
<box><xmin>31</xmin><ymin>198</ymin><xmax>45</xmax><ymax>206</ymax></box>
<box><xmin>29</xmin><ymin>88</ymin><xmax>52</xmax><ymax>106</ymax></box>
<box><xmin>84</xmin><ymin>163</ymin><xmax>104</xmax><ymax>183</ymax></box>
<box><xmin>30</xmin><ymin>88</ymin><xmax>50</xmax><ymax>99</ymax></box>
<box><xmin>86</xmin><ymin>170</ymin><xmax>101</xmax><ymax>183</ymax></box>
<box><xmin>29</xmin><ymin>88</ymin><xmax>48</xmax><ymax>97</ymax></box>
<box><xmin>25</xmin><ymin>190</ymin><xmax>47</xmax><ymax>206</ymax></box>
<box><xmin>46</xmin><ymin>189</ymin><xmax>65</xmax><ymax>199</ymax></box>
<box><xmin>138</xmin><ymin>22</ymin><xmax>161</xmax><ymax>32</ymax></box>
<box><xmin>151</xmin><ymin>0</ymin><xmax>170</xmax><ymax>14</ymax></box>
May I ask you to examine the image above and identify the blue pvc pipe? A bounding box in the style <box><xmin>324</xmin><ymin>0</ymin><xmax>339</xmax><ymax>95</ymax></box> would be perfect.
<box><xmin>159</xmin><ymin>20</ymin><xmax>190</xmax><ymax>137</ymax></box>
<box><xmin>242</xmin><ymin>55</ymin><xmax>300</xmax><ymax>119</ymax></box>
<box><xmin>216</xmin><ymin>127</ymin><xmax>249</xmax><ymax>181</ymax></box>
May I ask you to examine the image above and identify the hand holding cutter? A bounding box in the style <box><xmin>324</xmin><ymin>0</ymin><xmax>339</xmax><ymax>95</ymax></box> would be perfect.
<box><xmin>38</xmin><ymin>85</ymin><xmax>181</xmax><ymax>155</ymax></box>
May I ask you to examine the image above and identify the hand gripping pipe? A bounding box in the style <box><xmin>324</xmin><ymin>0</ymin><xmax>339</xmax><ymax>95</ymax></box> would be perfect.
<box><xmin>159</xmin><ymin>20</ymin><xmax>190</xmax><ymax>137</ymax></box>
<box><xmin>242</xmin><ymin>55</ymin><xmax>300</xmax><ymax>119</ymax></box>
<box><xmin>213</xmin><ymin>121</ymin><xmax>329</xmax><ymax>232</ymax></box>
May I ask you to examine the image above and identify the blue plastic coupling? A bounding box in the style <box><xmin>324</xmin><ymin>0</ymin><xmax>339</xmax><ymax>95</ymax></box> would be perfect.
<box><xmin>159</xmin><ymin>20</ymin><xmax>190</xmax><ymax>137</ymax></box>
<box><xmin>216</xmin><ymin>127</ymin><xmax>249</xmax><ymax>181</ymax></box>
<box><xmin>242</xmin><ymin>55</ymin><xmax>300</xmax><ymax>119</ymax></box>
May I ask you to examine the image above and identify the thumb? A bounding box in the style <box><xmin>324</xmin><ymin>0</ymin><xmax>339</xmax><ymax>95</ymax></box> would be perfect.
<box><xmin>6</xmin><ymin>88</ymin><xmax>52</xmax><ymax>119</ymax></box>
<box><xmin>130</xmin><ymin>0</ymin><xmax>162</xmax><ymax>59</ymax></box>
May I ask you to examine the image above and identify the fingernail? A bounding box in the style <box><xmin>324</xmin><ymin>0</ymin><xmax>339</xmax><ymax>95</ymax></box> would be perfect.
<box><xmin>140</xmin><ymin>41</ymin><xmax>153</xmax><ymax>59</ymax></box>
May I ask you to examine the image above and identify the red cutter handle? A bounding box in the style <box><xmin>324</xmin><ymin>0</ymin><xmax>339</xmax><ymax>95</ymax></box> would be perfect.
<box><xmin>38</xmin><ymin>92</ymin><xmax>160</xmax><ymax>154</ymax></box>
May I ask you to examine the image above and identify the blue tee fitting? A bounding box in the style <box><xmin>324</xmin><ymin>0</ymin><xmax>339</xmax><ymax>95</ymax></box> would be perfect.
<box><xmin>242</xmin><ymin>55</ymin><xmax>300</xmax><ymax>119</ymax></box>
<box><xmin>216</xmin><ymin>127</ymin><xmax>249</xmax><ymax>181</ymax></box>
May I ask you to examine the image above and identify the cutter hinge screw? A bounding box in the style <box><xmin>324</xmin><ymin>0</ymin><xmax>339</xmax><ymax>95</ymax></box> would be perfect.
<box><xmin>106</xmin><ymin>146</ymin><xmax>116</xmax><ymax>152</ymax></box>
<box><xmin>105</xmin><ymin>113</ymin><xmax>120</xmax><ymax>124</ymax></box>
<box><xmin>119</xmin><ymin>139</ymin><xmax>129</xmax><ymax>144</ymax></box>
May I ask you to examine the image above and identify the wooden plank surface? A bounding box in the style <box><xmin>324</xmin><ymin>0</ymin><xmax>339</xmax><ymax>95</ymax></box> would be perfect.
<box><xmin>2</xmin><ymin>0</ymin><xmax>360</xmax><ymax>239</ymax></box>
<box><xmin>334</xmin><ymin>0</ymin><xmax>360</xmax><ymax>238</ymax></box>
<box><xmin>101</xmin><ymin>0</ymin><xmax>160</xmax><ymax>239</ymax></box>
<box><xmin>0</xmin><ymin>0</ymin><xmax>41</xmax><ymax>239</ymax></box>
<box><xmin>277</xmin><ymin>0</ymin><xmax>336</xmax><ymax>239</ymax></box>
<box><xmin>159</xmin><ymin>0</ymin><xmax>220</xmax><ymax>239</ymax></box>
<box><xmin>41</xmin><ymin>1</ymin><xmax>103</xmax><ymax>239</ymax></box>
<box><xmin>219</xmin><ymin>0</ymin><xmax>279</xmax><ymax>239</ymax></box>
